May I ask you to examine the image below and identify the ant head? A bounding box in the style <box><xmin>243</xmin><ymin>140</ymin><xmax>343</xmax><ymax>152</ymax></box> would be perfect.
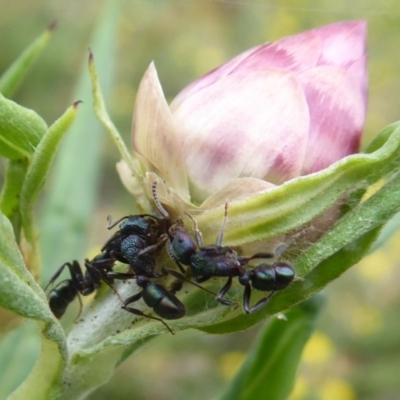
<box><xmin>170</xmin><ymin>224</ymin><xmax>197</xmax><ymax>265</ymax></box>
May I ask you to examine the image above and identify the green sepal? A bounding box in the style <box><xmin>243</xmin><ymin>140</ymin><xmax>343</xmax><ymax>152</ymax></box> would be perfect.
<box><xmin>217</xmin><ymin>295</ymin><xmax>324</xmax><ymax>400</ymax></box>
<box><xmin>0</xmin><ymin>22</ymin><xmax>56</xmax><ymax>98</ymax></box>
<box><xmin>0</xmin><ymin>93</ymin><xmax>47</xmax><ymax>160</ymax></box>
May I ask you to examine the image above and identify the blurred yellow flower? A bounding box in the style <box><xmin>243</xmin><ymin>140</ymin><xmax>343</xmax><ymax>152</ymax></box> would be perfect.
<box><xmin>302</xmin><ymin>331</ymin><xmax>334</xmax><ymax>365</ymax></box>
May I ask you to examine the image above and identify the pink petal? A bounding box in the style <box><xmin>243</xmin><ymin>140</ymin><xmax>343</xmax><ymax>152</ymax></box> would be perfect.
<box><xmin>229</xmin><ymin>31</ymin><xmax>321</xmax><ymax>73</ymax></box>
<box><xmin>315</xmin><ymin>20</ymin><xmax>367</xmax><ymax>68</ymax></box>
<box><xmin>172</xmin><ymin>69</ymin><xmax>310</xmax><ymax>202</ymax></box>
<box><xmin>171</xmin><ymin>21</ymin><xmax>367</xmax><ymax>114</ymax></box>
<box><xmin>170</xmin><ymin>46</ymin><xmax>258</xmax><ymax>111</ymax></box>
<box><xmin>298</xmin><ymin>66</ymin><xmax>366</xmax><ymax>174</ymax></box>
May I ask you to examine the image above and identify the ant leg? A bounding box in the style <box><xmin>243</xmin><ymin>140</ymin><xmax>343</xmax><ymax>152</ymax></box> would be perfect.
<box><xmin>137</xmin><ymin>235</ymin><xmax>168</xmax><ymax>257</ymax></box>
<box><xmin>84</xmin><ymin>263</ymin><xmax>123</xmax><ymax>302</ymax></box>
<box><xmin>238</xmin><ymin>252</ymin><xmax>275</xmax><ymax>266</ymax></box>
<box><xmin>216</xmin><ymin>276</ymin><xmax>235</xmax><ymax>306</ymax></box>
<box><xmin>101</xmin><ymin>231</ymin><xmax>122</xmax><ymax>252</ymax></box>
<box><xmin>194</xmin><ymin>275</ymin><xmax>211</xmax><ymax>284</ymax></box>
<box><xmin>44</xmin><ymin>263</ymin><xmax>69</xmax><ymax>291</ymax></box>
<box><xmin>243</xmin><ymin>285</ymin><xmax>275</xmax><ymax>314</ymax></box>
<box><xmin>165</xmin><ymin>241</ymin><xmax>186</xmax><ymax>274</ymax></box>
<box><xmin>107</xmin><ymin>271</ymin><xmax>136</xmax><ymax>280</ymax></box>
<box><xmin>122</xmin><ymin>292</ymin><xmax>175</xmax><ymax>335</ymax></box>
<box><xmin>44</xmin><ymin>261</ymin><xmax>84</xmax><ymax>291</ymax></box>
<box><xmin>73</xmin><ymin>293</ymin><xmax>84</xmax><ymax>322</ymax></box>
<box><xmin>162</xmin><ymin>268</ymin><xmax>218</xmax><ymax>296</ymax></box>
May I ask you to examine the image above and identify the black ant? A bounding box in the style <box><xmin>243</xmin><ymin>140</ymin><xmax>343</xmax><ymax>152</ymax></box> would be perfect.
<box><xmin>169</xmin><ymin>203</ymin><xmax>295</xmax><ymax>313</ymax></box>
<box><xmin>98</xmin><ymin>186</ymin><xmax>215</xmax><ymax>334</ymax></box>
<box><xmin>45</xmin><ymin>251</ymin><xmax>117</xmax><ymax>319</ymax></box>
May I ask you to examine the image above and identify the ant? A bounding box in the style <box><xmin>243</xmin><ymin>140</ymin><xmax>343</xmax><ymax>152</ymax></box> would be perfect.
<box><xmin>44</xmin><ymin>251</ymin><xmax>117</xmax><ymax>319</ymax></box>
<box><xmin>44</xmin><ymin>210</ymin><xmax>168</xmax><ymax>321</ymax></box>
<box><xmin>99</xmin><ymin>187</ymin><xmax>215</xmax><ymax>334</ymax></box>
<box><xmin>168</xmin><ymin>203</ymin><xmax>295</xmax><ymax>313</ymax></box>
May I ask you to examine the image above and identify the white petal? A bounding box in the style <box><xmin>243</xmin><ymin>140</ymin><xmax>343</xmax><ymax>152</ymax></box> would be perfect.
<box><xmin>132</xmin><ymin>63</ymin><xmax>190</xmax><ymax>201</ymax></box>
<box><xmin>200</xmin><ymin>177</ymin><xmax>276</xmax><ymax>209</ymax></box>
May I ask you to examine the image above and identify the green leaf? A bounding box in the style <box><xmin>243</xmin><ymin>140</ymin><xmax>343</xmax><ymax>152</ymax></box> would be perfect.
<box><xmin>200</xmin><ymin>223</ymin><xmax>383</xmax><ymax>334</ymax></box>
<box><xmin>0</xmin><ymin>210</ymin><xmax>48</xmax><ymax>317</ymax></box>
<box><xmin>8</xmin><ymin>331</ymin><xmax>64</xmax><ymax>400</ymax></box>
<box><xmin>19</xmin><ymin>102</ymin><xmax>81</xmax><ymax>275</ymax></box>
<box><xmin>47</xmin><ymin>279</ymin><xmax>229</xmax><ymax>398</ymax></box>
<box><xmin>0</xmin><ymin>22</ymin><xmax>56</xmax><ymax>98</ymax></box>
<box><xmin>88</xmin><ymin>50</ymin><xmax>139</xmax><ymax>176</ymax></box>
<box><xmin>217</xmin><ymin>295</ymin><xmax>323</xmax><ymax>400</ymax></box>
<box><xmin>0</xmin><ymin>321</ymin><xmax>39</xmax><ymax>399</ymax></box>
<box><xmin>370</xmin><ymin>209</ymin><xmax>400</xmax><ymax>252</ymax></box>
<box><xmin>197</xmin><ymin>122</ymin><xmax>400</xmax><ymax>247</ymax></box>
<box><xmin>0</xmin><ymin>158</ymin><xmax>29</xmax><ymax>230</ymax></box>
<box><xmin>0</xmin><ymin>93</ymin><xmax>47</xmax><ymax>160</ymax></box>
<box><xmin>39</xmin><ymin>0</ymin><xmax>120</xmax><ymax>283</ymax></box>
<box><xmin>0</xmin><ymin>211</ymin><xmax>66</xmax><ymax>351</ymax></box>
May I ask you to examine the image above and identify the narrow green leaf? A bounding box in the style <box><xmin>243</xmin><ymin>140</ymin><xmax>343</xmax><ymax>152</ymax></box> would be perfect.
<box><xmin>0</xmin><ymin>22</ymin><xmax>56</xmax><ymax>98</ymax></box>
<box><xmin>39</xmin><ymin>0</ymin><xmax>120</xmax><ymax>283</ymax></box>
<box><xmin>217</xmin><ymin>296</ymin><xmax>323</xmax><ymax>400</ymax></box>
<box><xmin>370</xmin><ymin>209</ymin><xmax>400</xmax><ymax>252</ymax></box>
<box><xmin>0</xmin><ymin>93</ymin><xmax>47</xmax><ymax>159</ymax></box>
<box><xmin>0</xmin><ymin>158</ymin><xmax>29</xmax><ymax>232</ymax></box>
<box><xmin>8</xmin><ymin>331</ymin><xmax>64</xmax><ymax>400</ymax></box>
<box><xmin>0</xmin><ymin>321</ymin><xmax>39</xmax><ymax>399</ymax></box>
<box><xmin>88</xmin><ymin>50</ymin><xmax>139</xmax><ymax>176</ymax></box>
<box><xmin>19</xmin><ymin>101</ymin><xmax>81</xmax><ymax>274</ymax></box>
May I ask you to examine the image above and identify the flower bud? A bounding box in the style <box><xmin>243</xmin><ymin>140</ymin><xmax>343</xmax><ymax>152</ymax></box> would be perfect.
<box><xmin>169</xmin><ymin>21</ymin><xmax>367</xmax><ymax>202</ymax></box>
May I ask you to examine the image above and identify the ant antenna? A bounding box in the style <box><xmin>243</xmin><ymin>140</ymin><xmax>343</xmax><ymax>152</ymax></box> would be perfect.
<box><xmin>185</xmin><ymin>212</ymin><xmax>203</xmax><ymax>247</ymax></box>
<box><xmin>216</xmin><ymin>202</ymin><xmax>228</xmax><ymax>247</ymax></box>
<box><xmin>107</xmin><ymin>215</ymin><xmax>130</xmax><ymax>230</ymax></box>
<box><xmin>152</xmin><ymin>181</ymin><xmax>170</xmax><ymax>218</ymax></box>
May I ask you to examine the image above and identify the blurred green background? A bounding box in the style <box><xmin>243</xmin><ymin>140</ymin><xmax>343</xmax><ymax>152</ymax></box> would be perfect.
<box><xmin>1</xmin><ymin>0</ymin><xmax>400</xmax><ymax>399</ymax></box>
